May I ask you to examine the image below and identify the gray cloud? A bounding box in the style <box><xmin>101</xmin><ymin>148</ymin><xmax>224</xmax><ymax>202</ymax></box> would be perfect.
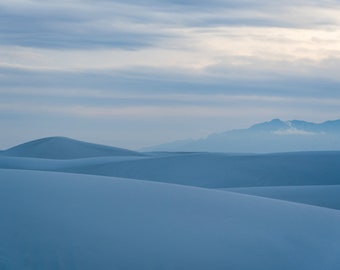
<box><xmin>0</xmin><ymin>4</ymin><xmax>170</xmax><ymax>49</ymax></box>
<box><xmin>1</xmin><ymin>0</ymin><xmax>340</xmax><ymax>149</ymax></box>
<box><xmin>2</xmin><ymin>63</ymin><xmax>340</xmax><ymax>99</ymax></box>
<box><xmin>1</xmin><ymin>0</ymin><xmax>340</xmax><ymax>51</ymax></box>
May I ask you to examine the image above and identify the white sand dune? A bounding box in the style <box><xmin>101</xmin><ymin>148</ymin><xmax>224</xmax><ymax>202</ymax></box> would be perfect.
<box><xmin>1</xmin><ymin>149</ymin><xmax>340</xmax><ymax>188</ymax></box>
<box><xmin>0</xmin><ymin>155</ymin><xmax>147</xmax><ymax>171</ymax></box>
<box><xmin>1</xmin><ymin>169</ymin><xmax>340</xmax><ymax>270</ymax></box>
<box><xmin>0</xmin><ymin>137</ymin><xmax>143</xmax><ymax>159</ymax></box>
<box><xmin>2</xmin><ymin>138</ymin><xmax>340</xmax><ymax>269</ymax></box>
<box><xmin>222</xmin><ymin>185</ymin><xmax>340</xmax><ymax>210</ymax></box>
<box><xmin>59</xmin><ymin>151</ymin><xmax>340</xmax><ymax>188</ymax></box>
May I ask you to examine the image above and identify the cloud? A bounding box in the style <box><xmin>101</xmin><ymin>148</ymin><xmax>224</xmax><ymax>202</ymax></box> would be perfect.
<box><xmin>3</xmin><ymin>85</ymin><xmax>340</xmax><ymax>108</ymax></box>
<box><xmin>1</xmin><ymin>0</ymin><xmax>340</xmax><ymax>52</ymax></box>
<box><xmin>2</xmin><ymin>60</ymin><xmax>340</xmax><ymax>100</ymax></box>
<box><xmin>2</xmin><ymin>19</ymin><xmax>340</xmax><ymax>85</ymax></box>
<box><xmin>1</xmin><ymin>0</ymin><xmax>340</xmax><ymax>148</ymax></box>
<box><xmin>273</xmin><ymin>129</ymin><xmax>318</xmax><ymax>135</ymax></box>
<box><xmin>0</xmin><ymin>101</ymin><xmax>277</xmax><ymax>119</ymax></box>
<box><xmin>1</xmin><ymin>82</ymin><xmax>340</xmax><ymax>121</ymax></box>
<box><xmin>2</xmin><ymin>0</ymin><xmax>340</xmax><ymax>90</ymax></box>
<box><xmin>0</xmin><ymin>2</ymin><xmax>170</xmax><ymax>50</ymax></box>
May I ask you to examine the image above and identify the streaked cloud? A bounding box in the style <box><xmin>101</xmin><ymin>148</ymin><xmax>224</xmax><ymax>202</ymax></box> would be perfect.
<box><xmin>273</xmin><ymin>129</ymin><xmax>318</xmax><ymax>136</ymax></box>
<box><xmin>1</xmin><ymin>0</ymin><xmax>340</xmax><ymax>148</ymax></box>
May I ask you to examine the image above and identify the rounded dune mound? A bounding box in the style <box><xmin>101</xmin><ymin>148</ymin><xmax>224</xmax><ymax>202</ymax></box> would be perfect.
<box><xmin>2</xmin><ymin>137</ymin><xmax>143</xmax><ymax>159</ymax></box>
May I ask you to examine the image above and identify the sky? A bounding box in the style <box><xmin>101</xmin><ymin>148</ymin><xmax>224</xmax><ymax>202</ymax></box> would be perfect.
<box><xmin>1</xmin><ymin>0</ymin><xmax>340</xmax><ymax>150</ymax></box>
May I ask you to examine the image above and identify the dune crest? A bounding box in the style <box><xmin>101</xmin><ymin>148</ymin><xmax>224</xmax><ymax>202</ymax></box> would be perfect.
<box><xmin>1</xmin><ymin>136</ymin><xmax>143</xmax><ymax>159</ymax></box>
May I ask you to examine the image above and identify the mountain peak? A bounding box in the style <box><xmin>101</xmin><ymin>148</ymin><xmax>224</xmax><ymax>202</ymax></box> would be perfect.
<box><xmin>249</xmin><ymin>118</ymin><xmax>288</xmax><ymax>132</ymax></box>
<box><xmin>143</xmin><ymin>118</ymin><xmax>340</xmax><ymax>153</ymax></box>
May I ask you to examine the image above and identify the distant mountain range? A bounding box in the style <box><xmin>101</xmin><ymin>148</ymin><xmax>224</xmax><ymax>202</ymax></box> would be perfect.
<box><xmin>142</xmin><ymin>119</ymin><xmax>340</xmax><ymax>153</ymax></box>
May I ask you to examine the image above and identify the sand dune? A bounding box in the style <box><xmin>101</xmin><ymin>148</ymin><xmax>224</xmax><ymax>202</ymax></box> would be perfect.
<box><xmin>0</xmin><ymin>137</ymin><xmax>143</xmax><ymax>159</ymax></box>
<box><xmin>1</xmin><ymin>147</ymin><xmax>340</xmax><ymax>188</ymax></box>
<box><xmin>60</xmin><ymin>151</ymin><xmax>340</xmax><ymax>188</ymax></box>
<box><xmin>223</xmin><ymin>185</ymin><xmax>340</xmax><ymax>210</ymax></box>
<box><xmin>1</xmin><ymin>169</ymin><xmax>340</xmax><ymax>270</ymax></box>
<box><xmin>1</xmin><ymin>138</ymin><xmax>340</xmax><ymax>269</ymax></box>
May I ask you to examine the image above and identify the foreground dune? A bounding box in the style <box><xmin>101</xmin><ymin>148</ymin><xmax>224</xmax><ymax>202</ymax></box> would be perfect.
<box><xmin>224</xmin><ymin>185</ymin><xmax>340</xmax><ymax>210</ymax></box>
<box><xmin>1</xmin><ymin>169</ymin><xmax>340</xmax><ymax>269</ymax></box>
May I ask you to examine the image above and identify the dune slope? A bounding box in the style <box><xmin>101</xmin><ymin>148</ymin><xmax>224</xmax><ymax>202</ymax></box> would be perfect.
<box><xmin>224</xmin><ymin>185</ymin><xmax>340</xmax><ymax>210</ymax></box>
<box><xmin>1</xmin><ymin>169</ymin><xmax>340</xmax><ymax>270</ymax></box>
<box><xmin>60</xmin><ymin>152</ymin><xmax>340</xmax><ymax>188</ymax></box>
<box><xmin>1</xmin><ymin>137</ymin><xmax>143</xmax><ymax>159</ymax></box>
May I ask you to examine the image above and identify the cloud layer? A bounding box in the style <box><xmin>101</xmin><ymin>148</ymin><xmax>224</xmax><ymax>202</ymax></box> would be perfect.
<box><xmin>1</xmin><ymin>0</ymin><xmax>340</xmax><ymax>148</ymax></box>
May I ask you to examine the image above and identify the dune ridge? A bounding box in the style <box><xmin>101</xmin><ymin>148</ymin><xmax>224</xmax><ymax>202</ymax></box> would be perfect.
<box><xmin>1</xmin><ymin>136</ymin><xmax>143</xmax><ymax>159</ymax></box>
